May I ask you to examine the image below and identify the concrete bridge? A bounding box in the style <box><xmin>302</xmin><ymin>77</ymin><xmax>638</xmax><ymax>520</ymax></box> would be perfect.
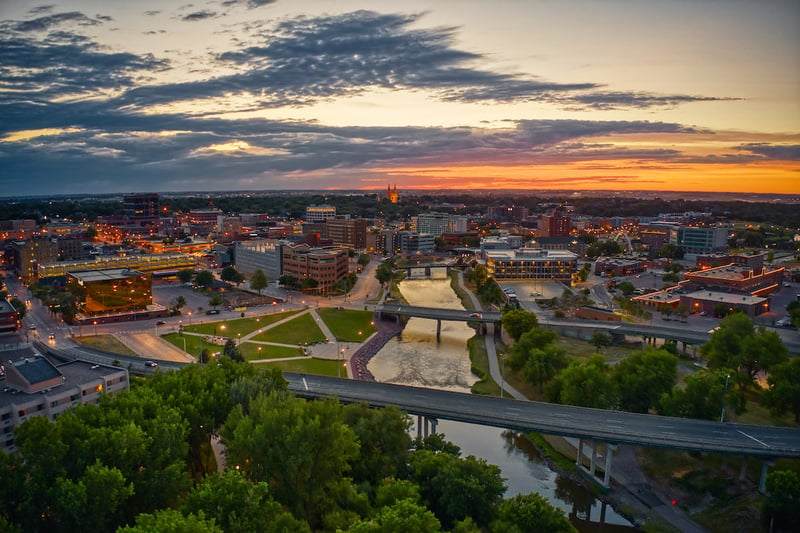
<box><xmin>285</xmin><ymin>373</ymin><xmax>800</xmax><ymax>492</ymax></box>
<box><xmin>375</xmin><ymin>304</ymin><xmax>502</xmax><ymax>338</ymax></box>
<box><xmin>395</xmin><ymin>262</ymin><xmax>460</xmax><ymax>278</ymax></box>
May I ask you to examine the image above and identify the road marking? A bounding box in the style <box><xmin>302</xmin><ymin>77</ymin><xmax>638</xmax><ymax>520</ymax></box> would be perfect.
<box><xmin>737</xmin><ymin>429</ymin><xmax>770</xmax><ymax>448</ymax></box>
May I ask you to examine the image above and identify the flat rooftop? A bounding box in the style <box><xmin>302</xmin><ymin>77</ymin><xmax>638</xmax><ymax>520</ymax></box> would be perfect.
<box><xmin>684</xmin><ymin>290</ymin><xmax>766</xmax><ymax>305</ymax></box>
<box><xmin>687</xmin><ymin>265</ymin><xmax>758</xmax><ymax>281</ymax></box>
<box><xmin>68</xmin><ymin>268</ymin><xmax>145</xmax><ymax>282</ymax></box>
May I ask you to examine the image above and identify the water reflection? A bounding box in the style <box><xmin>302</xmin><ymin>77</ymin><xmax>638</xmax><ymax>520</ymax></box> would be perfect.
<box><xmin>374</xmin><ymin>279</ymin><xmax>634</xmax><ymax>531</ymax></box>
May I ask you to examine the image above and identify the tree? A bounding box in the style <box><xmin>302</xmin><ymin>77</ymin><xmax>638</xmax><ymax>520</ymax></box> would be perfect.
<box><xmin>357</xmin><ymin>253</ymin><xmax>371</xmax><ymax>267</ymax></box>
<box><xmin>195</xmin><ymin>270</ymin><xmax>214</xmax><ymax>289</ymax></box>
<box><xmin>589</xmin><ymin>331</ymin><xmax>613</xmax><ymax>353</ymax></box>
<box><xmin>182</xmin><ymin>471</ymin><xmax>309</xmax><ymax>533</ymax></box>
<box><xmin>221</xmin><ymin>265</ymin><xmax>245</xmax><ymax>286</ymax></box>
<box><xmin>347</xmin><ymin>499</ymin><xmax>442</xmax><ymax>533</ymax></box>
<box><xmin>490</xmin><ymin>493</ymin><xmax>577</xmax><ymax>533</ymax></box>
<box><xmin>701</xmin><ymin>313</ymin><xmax>788</xmax><ymax>388</ymax></box>
<box><xmin>501</xmin><ymin>308</ymin><xmax>539</xmax><ymax>342</ymax></box>
<box><xmin>9</xmin><ymin>297</ymin><xmax>26</xmax><ymax>321</ymax></box>
<box><xmin>249</xmin><ymin>269</ymin><xmax>268</xmax><ymax>295</ymax></box>
<box><xmin>552</xmin><ymin>356</ymin><xmax>618</xmax><ymax>409</ymax></box>
<box><xmin>659</xmin><ymin>369</ymin><xmax>741</xmax><ymax>420</ymax></box>
<box><xmin>761</xmin><ymin>470</ymin><xmax>800</xmax><ymax>532</ymax></box>
<box><xmin>763</xmin><ymin>358</ymin><xmax>800</xmax><ymax>422</ymax></box>
<box><xmin>375</xmin><ymin>259</ymin><xmax>395</xmax><ymax>286</ymax></box>
<box><xmin>616</xmin><ymin>281</ymin><xmax>635</xmax><ymax>297</ymax></box>
<box><xmin>223</xmin><ymin>339</ymin><xmax>243</xmax><ymax>362</ymax></box>
<box><xmin>787</xmin><ymin>301</ymin><xmax>800</xmax><ymax>328</ymax></box>
<box><xmin>280</xmin><ymin>274</ymin><xmax>299</xmax><ymax>289</ymax></box>
<box><xmin>221</xmin><ymin>394</ymin><xmax>359</xmax><ymax>529</ymax></box>
<box><xmin>613</xmin><ymin>349</ymin><xmax>678</xmax><ymax>413</ymax></box>
<box><xmin>343</xmin><ymin>404</ymin><xmax>412</xmax><ymax>486</ymax></box>
<box><xmin>406</xmin><ymin>449</ymin><xmax>505</xmax><ymax>529</ymax></box>
<box><xmin>577</xmin><ymin>262</ymin><xmax>591</xmax><ymax>282</ymax></box>
<box><xmin>208</xmin><ymin>294</ymin><xmax>223</xmax><ymax>310</ymax></box>
<box><xmin>118</xmin><ymin>508</ymin><xmax>222</xmax><ymax>533</ymax></box>
<box><xmin>177</xmin><ymin>269</ymin><xmax>194</xmax><ymax>284</ymax></box>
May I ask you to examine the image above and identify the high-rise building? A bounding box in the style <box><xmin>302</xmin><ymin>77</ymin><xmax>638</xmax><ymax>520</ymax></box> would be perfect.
<box><xmin>234</xmin><ymin>240</ymin><xmax>284</xmax><ymax>280</ymax></box>
<box><xmin>414</xmin><ymin>213</ymin><xmax>468</xmax><ymax>236</ymax></box>
<box><xmin>669</xmin><ymin>226</ymin><xmax>728</xmax><ymax>255</ymax></box>
<box><xmin>326</xmin><ymin>218</ymin><xmax>367</xmax><ymax>250</ymax></box>
<box><xmin>123</xmin><ymin>193</ymin><xmax>160</xmax><ymax>233</ymax></box>
<box><xmin>282</xmin><ymin>244</ymin><xmax>349</xmax><ymax>293</ymax></box>
<box><xmin>306</xmin><ymin>204</ymin><xmax>336</xmax><ymax>222</ymax></box>
<box><xmin>399</xmin><ymin>232</ymin><xmax>435</xmax><ymax>254</ymax></box>
<box><xmin>10</xmin><ymin>237</ymin><xmax>58</xmax><ymax>282</ymax></box>
<box><xmin>538</xmin><ymin>209</ymin><xmax>573</xmax><ymax>237</ymax></box>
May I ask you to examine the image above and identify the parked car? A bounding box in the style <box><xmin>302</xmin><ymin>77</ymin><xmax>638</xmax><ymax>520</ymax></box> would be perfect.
<box><xmin>206</xmin><ymin>309</ymin><xmax>220</xmax><ymax>315</ymax></box>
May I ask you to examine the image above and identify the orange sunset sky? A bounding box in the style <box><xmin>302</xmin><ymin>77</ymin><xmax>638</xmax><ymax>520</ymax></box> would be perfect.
<box><xmin>0</xmin><ymin>0</ymin><xmax>798</xmax><ymax>195</ymax></box>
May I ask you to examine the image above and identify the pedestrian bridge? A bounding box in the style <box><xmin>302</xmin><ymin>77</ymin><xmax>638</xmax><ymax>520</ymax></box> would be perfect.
<box><xmin>375</xmin><ymin>304</ymin><xmax>502</xmax><ymax>338</ymax></box>
<box><xmin>285</xmin><ymin>373</ymin><xmax>800</xmax><ymax>491</ymax></box>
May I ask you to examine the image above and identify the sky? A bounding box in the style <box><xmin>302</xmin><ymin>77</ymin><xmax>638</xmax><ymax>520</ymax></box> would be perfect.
<box><xmin>0</xmin><ymin>0</ymin><xmax>798</xmax><ymax>197</ymax></box>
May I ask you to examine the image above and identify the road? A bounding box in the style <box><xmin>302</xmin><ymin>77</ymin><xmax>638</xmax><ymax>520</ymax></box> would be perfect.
<box><xmin>285</xmin><ymin>373</ymin><xmax>800</xmax><ymax>459</ymax></box>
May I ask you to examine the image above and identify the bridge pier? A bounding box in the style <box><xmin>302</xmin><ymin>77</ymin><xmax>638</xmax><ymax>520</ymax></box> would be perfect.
<box><xmin>416</xmin><ymin>415</ymin><xmax>438</xmax><ymax>438</ymax></box>
<box><xmin>436</xmin><ymin>320</ymin><xmax>441</xmax><ymax>341</ymax></box>
<box><xmin>576</xmin><ymin>438</ymin><xmax>616</xmax><ymax>489</ymax></box>
<box><xmin>759</xmin><ymin>459</ymin><xmax>775</xmax><ymax>494</ymax></box>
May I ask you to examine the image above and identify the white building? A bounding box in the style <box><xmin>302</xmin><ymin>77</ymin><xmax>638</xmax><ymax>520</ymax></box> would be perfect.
<box><xmin>234</xmin><ymin>239</ymin><xmax>284</xmax><ymax>280</ymax></box>
<box><xmin>484</xmin><ymin>248</ymin><xmax>578</xmax><ymax>282</ymax></box>
<box><xmin>305</xmin><ymin>205</ymin><xmax>336</xmax><ymax>223</ymax></box>
<box><xmin>413</xmin><ymin>213</ymin><xmax>469</xmax><ymax>236</ymax></box>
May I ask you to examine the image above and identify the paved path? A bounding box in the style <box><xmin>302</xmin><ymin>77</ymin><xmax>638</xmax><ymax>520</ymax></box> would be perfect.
<box><xmin>115</xmin><ymin>332</ymin><xmax>195</xmax><ymax>363</ymax></box>
<box><xmin>457</xmin><ymin>271</ymin><xmax>526</xmax><ymax>400</ymax></box>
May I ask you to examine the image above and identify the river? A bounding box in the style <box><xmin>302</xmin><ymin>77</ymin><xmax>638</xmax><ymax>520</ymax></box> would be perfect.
<box><xmin>368</xmin><ymin>277</ymin><xmax>634</xmax><ymax>531</ymax></box>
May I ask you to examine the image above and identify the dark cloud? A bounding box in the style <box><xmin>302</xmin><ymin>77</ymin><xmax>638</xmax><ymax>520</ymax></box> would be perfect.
<box><xmin>13</xmin><ymin>11</ymin><xmax>100</xmax><ymax>32</ymax></box>
<box><xmin>28</xmin><ymin>5</ymin><xmax>56</xmax><ymax>15</ymax></box>
<box><xmin>182</xmin><ymin>10</ymin><xmax>218</xmax><ymax>22</ymax></box>
<box><xmin>562</xmin><ymin>91</ymin><xmax>739</xmax><ymax>111</ymax></box>
<box><xmin>144</xmin><ymin>11</ymin><xmax>161</xmax><ymax>16</ymax></box>
<box><xmin>0</xmin><ymin>22</ymin><xmax>169</xmax><ymax>100</ymax></box>
<box><xmin>735</xmin><ymin>143</ymin><xmax>800</xmax><ymax>161</ymax></box>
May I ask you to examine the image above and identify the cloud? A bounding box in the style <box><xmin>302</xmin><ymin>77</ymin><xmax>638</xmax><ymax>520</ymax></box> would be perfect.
<box><xmin>182</xmin><ymin>10</ymin><xmax>218</xmax><ymax>22</ymax></box>
<box><xmin>734</xmin><ymin>143</ymin><xmax>800</xmax><ymax>161</ymax></box>
<box><xmin>561</xmin><ymin>91</ymin><xmax>739</xmax><ymax>111</ymax></box>
<box><xmin>13</xmin><ymin>11</ymin><xmax>102</xmax><ymax>32</ymax></box>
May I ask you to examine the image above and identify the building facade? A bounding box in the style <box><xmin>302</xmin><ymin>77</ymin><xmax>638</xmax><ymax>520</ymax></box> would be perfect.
<box><xmin>669</xmin><ymin>226</ymin><xmax>729</xmax><ymax>254</ymax></box>
<box><xmin>281</xmin><ymin>244</ymin><xmax>349</xmax><ymax>293</ymax></box>
<box><xmin>305</xmin><ymin>205</ymin><xmax>337</xmax><ymax>222</ymax></box>
<box><xmin>326</xmin><ymin>218</ymin><xmax>367</xmax><ymax>250</ymax></box>
<box><xmin>0</xmin><ymin>348</ymin><xmax>129</xmax><ymax>454</ymax></box>
<box><xmin>67</xmin><ymin>268</ymin><xmax>153</xmax><ymax>316</ymax></box>
<box><xmin>234</xmin><ymin>240</ymin><xmax>284</xmax><ymax>280</ymax></box>
<box><xmin>399</xmin><ymin>232</ymin><xmax>435</xmax><ymax>255</ymax></box>
<box><xmin>484</xmin><ymin>248</ymin><xmax>578</xmax><ymax>282</ymax></box>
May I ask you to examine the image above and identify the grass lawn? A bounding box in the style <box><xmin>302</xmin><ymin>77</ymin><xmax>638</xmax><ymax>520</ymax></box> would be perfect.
<box><xmin>239</xmin><ymin>342</ymin><xmax>303</xmax><ymax>361</ymax></box>
<box><xmin>73</xmin><ymin>335</ymin><xmax>137</xmax><ymax>356</ymax></box>
<box><xmin>253</xmin><ymin>313</ymin><xmax>327</xmax><ymax>345</ymax></box>
<box><xmin>254</xmin><ymin>357</ymin><xmax>339</xmax><ymax>376</ymax></box>
<box><xmin>162</xmin><ymin>333</ymin><xmax>204</xmax><ymax>356</ymax></box>
<box><xmin>316</xmin><ymin>308</ymin><xmax>377</xmax><ymax>341</ymax></box>
<box><xmin>556</xmin><ymin>335</ymin><xmax>639</xmax><ymax>363</ymax></box>
<box><xmin>181</xmin><ymin>310</ymin><xmax>300</xmax><ymax>337</ymax></box>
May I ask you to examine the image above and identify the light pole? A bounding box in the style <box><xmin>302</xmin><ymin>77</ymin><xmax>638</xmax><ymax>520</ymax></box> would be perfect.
<box><xmin>500</xmin><ymin>352</ymin><xmax>505</xmax><ymax>398</ymax></box>
<box><xmin>93</xmin><ymin>320</ymin><xmax>97</xmax><ymax>336</ymax></box>
<box><xmin>182</xmin><ymin>336</ymin><xmax>187</xmax><ymax>353</ymax></box>
<box><xmin>188</xmin><ymin>311</ymin><xmax>192</xmax><ymax>326</ymax></box>
<box><xmin>720</xmin><ymin>374</ymin><xmax>731</xmax><ymax>423</ymax></box>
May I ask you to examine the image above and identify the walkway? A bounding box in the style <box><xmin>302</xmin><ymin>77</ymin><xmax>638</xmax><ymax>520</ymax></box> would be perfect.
<box><xmin>457</xmin><ymin>271</ymin><xmax>525</xmax><ymax>400</ymax></box>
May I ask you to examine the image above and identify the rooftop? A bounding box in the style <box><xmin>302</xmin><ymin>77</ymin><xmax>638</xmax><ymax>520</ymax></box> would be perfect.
<box><xmin>68</xmin><ymin>268</ymin><xmax>145</xmax><ymax>283</ymax></box>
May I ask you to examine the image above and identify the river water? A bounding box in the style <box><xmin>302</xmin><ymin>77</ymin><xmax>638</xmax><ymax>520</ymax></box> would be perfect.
<box><xmin>368</xmin><ymin>277</ymin><xmax>634</xmax><ymax>531</ymax></box>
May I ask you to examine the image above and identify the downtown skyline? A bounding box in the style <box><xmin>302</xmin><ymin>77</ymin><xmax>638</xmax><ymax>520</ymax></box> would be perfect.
<box><xmin>0</xmin><ymin>0</ymin><xmax>798</xmax><ymax>196</ymax></box>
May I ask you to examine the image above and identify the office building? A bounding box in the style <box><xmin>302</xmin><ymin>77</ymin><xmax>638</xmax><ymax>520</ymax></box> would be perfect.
<box><xmin>484</xmin><ymin>248</ymin><xmax>578</xmax><ymax>282</ymax></box>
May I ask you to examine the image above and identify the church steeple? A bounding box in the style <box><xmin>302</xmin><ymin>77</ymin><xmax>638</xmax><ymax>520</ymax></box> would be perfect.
<box><xmin>387</xmin><ymin>184</ymin><xmax>399</xmax><ymax>204</ymax></box>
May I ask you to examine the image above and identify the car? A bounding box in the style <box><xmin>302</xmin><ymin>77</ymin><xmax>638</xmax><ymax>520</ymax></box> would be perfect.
<box><xmin>206</xmin><ymin>309</ymin><xmax>220</xmax><ymax>315</ymax></box>
<box><xmin>29</xmin><ymin>325</ymin><xmax>36</xmax><ymax>330</ymax></box>
<box><xmin>699</xmin><ymin>311</ymin><xmax>707</xmax><ymax>316</ymax></box>
<box><xmin>155</xmin><ymin>320</ymin><xmax>166</xmax><ymax>325</ymax></box>
<box><xmin>469</xmin><ymin>312</ymin><xmax>482</xmax><ymax>318</ymax></box>
<box><xmin>48</xmin><ymin>334</ymin><xmax>55</xmax><ymax>340</ymax></box>
<box><xmin>144</xmin><ymin>361</ymin><xmax>159</xmax><ymax>368</ymax></box>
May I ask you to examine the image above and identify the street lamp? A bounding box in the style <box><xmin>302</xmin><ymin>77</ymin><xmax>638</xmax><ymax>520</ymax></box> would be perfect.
<box><xmin>237</xmin><ymin>333</ymin><xmax>241</xmax><ymax>346</ymax></box>
<box><xmin>338</xmin><ymin>346</ymin><xmax>345</xmax><ymax>378</ymax></box>
<box><xmin>188</xmin><ymin>311</ymin><xmax>192</xmax><ymax>325</ymax></box>
<box><xmin>720</xmin><ymin>374</ymin><xmax>731</xmax><ymax>422</ymax></box>
<box><xmin>500</xmin><ymin>352</ymin><xmax>505</xmax><ymax>398</ymax></box>
<box><xmin>93</xmin><ymin>320</ymin><xmax>97</xmax><ymax>336</ymax></box>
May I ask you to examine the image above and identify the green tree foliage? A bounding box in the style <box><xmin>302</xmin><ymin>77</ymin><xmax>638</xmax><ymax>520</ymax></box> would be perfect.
<box><xmin>182</xmin><ymin>471</ymin><xmax>309</xmax><ymax>533</ymax></box>
<box><xmin>659</xmin><ymin>370</ymin><xmax>734</xmax><ymax>420</ymax></box>
<box><xmin>177</xmin><ymin>269</ymin><xmax>194</xmax><ymax>284</ymax></box>
<box><xmin>763</xmin><ymin>358</ymin><xmax>800</xmax><ymax>422</ymax></box>
<box><xmin>195</xmin><ymin>270</ymin><xmax>215</xmax><ymax>289</ymax></box>
<box><xmin>760</xmin><ymin>470</ymin><xmax>800</xmax><ymax>532</ymax></box>
<box><xmin>551</xmin><ymin>356</ymin><xmax>618</xmax><ymax>409</ymax></box>
<box><xmin>343</xmin><ymin>404</ymin><xmax>412</xmax><ymax>486</ymax></box>
<box><xmin>787</xmin><ymin>301</ymin><xmax>800</xmax><ymax>328</ymax></box>
<box><xmin>249</xmin><ymin>269</ymin><xmax>268</xmax><ymax>295</ymax></box>
<box><xmin>357</xmin><ymin>253</ymin><xmax>371</xmax><ymax>267</ymax></box>
<box><xmin>576</xmin><ymin>262</ymin><xmax>591</xmax><ymax>282</ymax></box>
<box><xmin>701</xmin><ymin>313</ymin><xmax>788</xmax><ymax>388</ymax></box>
<box><xmin>221</xmin><ymin>394</ymin><xmax>359</xmax><ymax>528</ymax></box>
<box><xmin>347</xmin><ymin>498</ymin><xmax>442</xmax><ymax>533</ymax></box>
<box><xmin>655</xmin><ymin>243</ymin><xmax>684</xmax><ymax>259</ymax></box>
<box><xmin>491</xmin><ymin>493</ymin><xmax>577</xmax><ymax>533</ymax></box>
<box><xmin>118</xmin><ymin>508</ymin><xmax>222</xmax><ymax>533</ymax></box>
<box><xmin>375</xmin><ymin>258</ymin><xmax>396</xmax><ymax>286</ymax></box>
<box><xmin>612</xmin><ymin>349</ymin><xmax>678</xmax><ymax>413</ymax></box>
<box><xmin>501</xmin><ymin>308</ymin><xmax>539</xmax><ymax>342</ymax></box>
<box><xmin>407</xmin><ymin>449</ymin><xmax>505</xmax><ymax>529</ymax></box>
<box><xmin>208</xmin><ymin>294</ymin><xmax>223</xmax><ymax>309</ymax></box>
<box><xmin>221</xmin><ymin>266</ymin><xmax>244</xmax><ymax>285</ymax></box>
<box><xmin>616</xmin><ymin>281</ymin><xmax>635</xmax><ymax>297</ymax></box>
<box><xmin>9</xmin><ymin>297</ymin><xmax>26</xmax><ymax>321</ymax></box>
<box><xmin>589</xmin><ymin>331</ymin><xmax>613</xmax><ymax>353</ymax></box>
<box><xmin>223</xmin><ymin>338</ymin><xmax>243</xmax><ymax>362</ymax></box>
<box><xmin>506</xmin><ymin>328</ymin><xmax>566</xmax><ymax>390</ymax></box>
